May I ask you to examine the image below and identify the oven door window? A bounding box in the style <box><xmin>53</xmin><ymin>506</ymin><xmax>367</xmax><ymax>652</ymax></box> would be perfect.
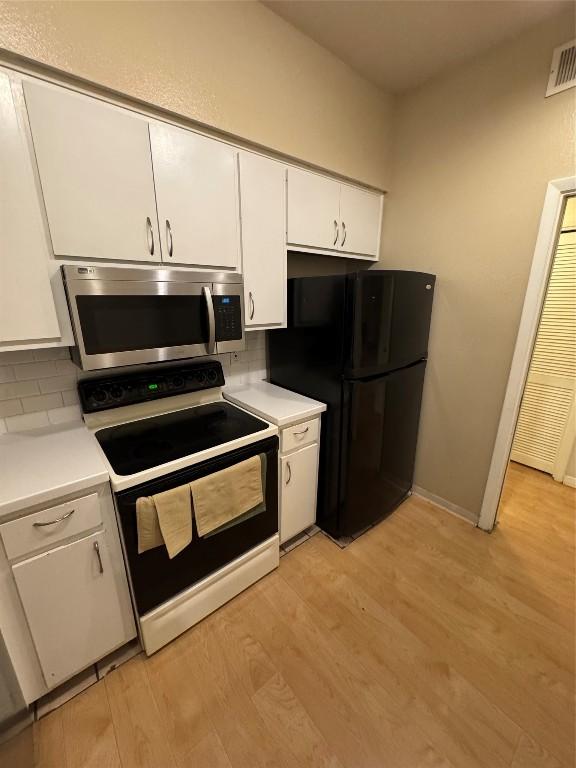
<box><xmin>76</xmin><ymin>294</ymin><xmax>208</xmax><ymax>354</ymax></box>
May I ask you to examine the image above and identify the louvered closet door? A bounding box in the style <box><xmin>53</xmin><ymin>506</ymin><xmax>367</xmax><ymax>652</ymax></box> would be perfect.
<box><xmin>512</xmin><ymin>228</ymin><xmax>576</xmax><ymax>479</ymax></box>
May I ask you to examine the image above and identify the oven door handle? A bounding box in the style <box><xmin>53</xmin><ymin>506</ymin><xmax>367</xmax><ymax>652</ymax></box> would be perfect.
<box><xmin>203</xmin><ymin>286</ymin><xmax>216</xmax><ymax>355</ymax></box>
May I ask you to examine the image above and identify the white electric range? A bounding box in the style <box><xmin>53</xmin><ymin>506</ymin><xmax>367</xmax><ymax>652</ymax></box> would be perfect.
<box><xmin>80</xmin><ymin>360</ymin><xmax>279</xmax><ymax>654</ymax></box>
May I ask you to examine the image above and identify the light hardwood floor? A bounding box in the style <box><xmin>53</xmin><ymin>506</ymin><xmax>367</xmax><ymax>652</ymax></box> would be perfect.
<box><xmin>32</xmin><ymin>462</ymin><xmax>575</xmax><ymax>768</ymax></box>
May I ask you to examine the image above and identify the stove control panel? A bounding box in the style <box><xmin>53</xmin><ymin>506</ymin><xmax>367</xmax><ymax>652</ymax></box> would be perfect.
<box><xmin>79</xmin><ymin>360</ymin><xmax>225</xmax><ymax>413</ymax></box>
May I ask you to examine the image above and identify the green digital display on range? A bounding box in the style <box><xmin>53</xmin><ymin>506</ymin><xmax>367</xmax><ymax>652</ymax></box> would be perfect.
<box><xmin>148</xmin><ymin>383</ymin><xmax>159</xmax><ymax>391</ymax></box>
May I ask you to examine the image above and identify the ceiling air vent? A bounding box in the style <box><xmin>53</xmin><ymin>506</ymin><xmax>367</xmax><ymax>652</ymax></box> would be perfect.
<box><xmin>546</xmin><ymin>39</ymin><xmax>576</xmax><ymax>97</ymax></box>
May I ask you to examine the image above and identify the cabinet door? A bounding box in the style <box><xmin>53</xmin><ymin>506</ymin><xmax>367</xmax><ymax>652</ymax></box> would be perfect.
<box><xmin>280</xmin><ymin>443</ymin><xmax>319</xmax><ymax>544</ymax></box>
<box><xmin>339</xmin><ymin>184</ymin><xmax>382</xmax><ymax>257</ymax></box>
<box><xmin>13</xmin><ymin>531</ymin><xmax>128</xmax><ymax>688</ymax></box>
<box><xmin>23</xmin><ymin>81</ymin><xmax>160</xmax><ymax>262</ymax></box>
<box><xmin>287</xmin><ymin>168</ymin><xmax>341</xmax><ymax>250</ymax></box>
<box><xmin>239</xmin><ymin>153</ymin><xmax>286</xmax><ymax>328</ymax></box>
<box><xmin>0</xmin><ymin>74</ymin><xmax>60</xmax><ymax>343</ymax></box>
<box><xmin>150</xmin><ymin>123</ymin><xmax>240</xmax><ymax>269</ymax></box>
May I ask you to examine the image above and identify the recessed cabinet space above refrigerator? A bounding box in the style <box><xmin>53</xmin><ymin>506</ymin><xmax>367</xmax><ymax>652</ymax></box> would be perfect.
<box><xmin>286</xmin><ymin>167</ymin><xmax>383</xmax><ymax>259</ymax></box>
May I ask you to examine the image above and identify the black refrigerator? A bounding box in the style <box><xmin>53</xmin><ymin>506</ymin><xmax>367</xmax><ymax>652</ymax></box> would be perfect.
<box><xmin>269</xmin><ymin>270</ymin><xmax>435</xmax><ymax>539</ymax></box>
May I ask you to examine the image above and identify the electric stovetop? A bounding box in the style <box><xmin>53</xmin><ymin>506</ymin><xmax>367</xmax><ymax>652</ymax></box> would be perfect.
<box><xmin>95</xmin><ymin>401</ymin><xmax>270</xmax><ymax>476</ymax></box>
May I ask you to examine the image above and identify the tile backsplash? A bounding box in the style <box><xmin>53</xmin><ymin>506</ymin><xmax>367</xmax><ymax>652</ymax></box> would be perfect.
<box><xmin>0</xmin><ymin>331</ymin><xmax>267</xmax><ymax>434</ymax></box>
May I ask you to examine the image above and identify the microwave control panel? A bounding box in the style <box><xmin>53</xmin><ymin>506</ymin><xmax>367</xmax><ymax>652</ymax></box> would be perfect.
<box><xmin>214</xmin><ymin>295</ymin><xmax>242</xmax><ymax>341</ymax></box>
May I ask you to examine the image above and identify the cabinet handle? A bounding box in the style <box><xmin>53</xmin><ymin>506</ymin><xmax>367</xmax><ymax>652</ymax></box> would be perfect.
<box><xmin>285</xmin><ymin>461</ymin><xmax>292</xmax><ymax>485</ymax></box>
<box><xmin>341</xmin><ymin>222</ymin><xmax>347</xmax><ymax>247</ymax></box>
<box><xmin>32</xmin><ymin>509</ymin><xmax>74</xmax><ymax>527</ymax></box>
<box><xmin>166</xmin><ymin>219</ymin><xmax>173</xmax><ymax>257</ymax></box>
<box><xmin>93</xmin><ymin>541</ymin><xmax>104</xmax><ymax>574</ymax></box>
<box><xmin>333</xmin><ymin>220</ymin><xmax>339</xmax><ymax>246</ymax></box>
<box><xmin>293</xmin><ymin>426</ymin><xmax>309</xmax><ymax>437</ymax></box>
<box><xmin>249</xmin><ymin>291</ymin><xmax>255</xmax><ymax>320</ymax></box>
<box><xmin>146</xmin><ymin>217</ymin><xmax>155</xmax><ymax>256</ymax></box>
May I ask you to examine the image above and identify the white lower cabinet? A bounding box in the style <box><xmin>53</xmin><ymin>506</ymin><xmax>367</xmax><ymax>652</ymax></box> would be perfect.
<box><xmin>1</xmin><ymin>485</ymin><xmax>135</xmax><ymax>699</ymax></box>
<box><xmin>13</xmin><ymin>531</ymin><xmax>129</xmax><ymax>688</ymax></box>
<box><xmin>280</xmin><ymin>441</ymin><xmax>319</xmax><ymax>544</ymax></box>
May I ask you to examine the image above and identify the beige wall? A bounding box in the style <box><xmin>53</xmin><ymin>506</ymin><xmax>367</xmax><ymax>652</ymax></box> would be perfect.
<box><xmin>381</xmin><ymin>10</ymin><xmax>576</xmax><ymax>518</ymax></box>
<box><xmin>0</xmin><ymin>0</ymin><xmax>391</xmax><ymax>189</ymax></box>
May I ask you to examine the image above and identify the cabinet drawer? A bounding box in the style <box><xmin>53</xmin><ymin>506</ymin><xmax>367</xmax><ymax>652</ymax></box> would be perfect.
<box><xmin>281</xmin><ymin>418</ymin><xmax>320</xmax><ymax>453</ymax></box>
<box><xmin>0</xmin><ymin>493</ymin><xmax>101</xmax><ymax>561</ymax></box>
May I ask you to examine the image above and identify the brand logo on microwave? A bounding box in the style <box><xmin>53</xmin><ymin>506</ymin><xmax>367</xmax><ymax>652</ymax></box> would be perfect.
<box><xmin>77</xmin><ymin>267</ymin><xmax>95</xmax><ymax>274</ymax></box>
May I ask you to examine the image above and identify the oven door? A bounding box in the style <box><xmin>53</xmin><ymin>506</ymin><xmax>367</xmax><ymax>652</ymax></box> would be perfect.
<box><xmin>63</xmin><ymin>267</ymin><xmax>245</xmax><ymax>371</ymax></box>
<box><xmin>114</xmin><ymin>436</ymin><xmax>278</xmax><ymax>617</ymax></box>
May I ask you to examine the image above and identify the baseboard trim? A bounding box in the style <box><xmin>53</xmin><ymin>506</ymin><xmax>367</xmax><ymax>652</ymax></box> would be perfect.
<box><xmin>563</xmin><ymin>475</ymin><xmax>576</xmax><ymax>488</ymax></box>
<box><xmin>412</xmin><ymin>486</ymin><xmax>478</xmax><ymax>526</ymax></box>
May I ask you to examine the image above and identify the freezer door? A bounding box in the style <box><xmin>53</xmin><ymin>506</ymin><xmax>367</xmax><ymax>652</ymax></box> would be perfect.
<box><xmin>348</xmin><ymin>271</ymin><xmax>435</xmax><ymax>377</ymax></box>
<box><xmin>338</xmin><ymin>361</ymin><xmax>426</xmax><ymax>537</ymax></box>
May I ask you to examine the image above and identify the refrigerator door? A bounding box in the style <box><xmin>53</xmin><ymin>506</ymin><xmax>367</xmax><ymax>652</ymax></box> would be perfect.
<box><xmin>337</xmin><ymin>361</ymin><xmax>426</xmax><ymax>538</ymax></box>
<box><xmin>348</xmin><ymin>271</ymin><xmax>435</xmax><ymax>377</ymax></box>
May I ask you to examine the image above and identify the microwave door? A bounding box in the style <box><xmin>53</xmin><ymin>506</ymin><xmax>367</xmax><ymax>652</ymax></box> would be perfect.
<box><xmin>212</xmin><ymin>282</ymin><xmax>246</xmax><ymax>355</ymax></box>
<box><xmin>67</xmin><ymin>280</ymin><xmax>212</xmax><ymax>370</ymax></box>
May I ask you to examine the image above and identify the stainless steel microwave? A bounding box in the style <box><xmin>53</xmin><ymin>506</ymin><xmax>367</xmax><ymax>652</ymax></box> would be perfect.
<box><xmin>62</xmin><ymin>265</ymin><xmax>245</xmax><ymax>371</ymax></box>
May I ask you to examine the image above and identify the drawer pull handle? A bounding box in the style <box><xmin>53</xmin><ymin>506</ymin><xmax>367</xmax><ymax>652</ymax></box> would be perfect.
<box><xmin>32</xmin><ymin>509</ymin><xmax>75</xmax><ymax>527</ymax></box>
<box><xmin>293</xmin><ymin>427</ymin><xmax>309</xmax><ymax>437</ymax></box>
<box><xmin>286</xmin><ymin>461</ymin><xmax>292</xmax><ymax>485</ymax></box>
<box><xmin>94</xmin><ymin>541</ymin><xmax>104</xmax><ymax>574</ymax></box>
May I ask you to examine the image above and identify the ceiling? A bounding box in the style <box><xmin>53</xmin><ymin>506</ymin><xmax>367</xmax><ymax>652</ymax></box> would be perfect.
<box><xmin>262</xmin><ymin>0</ymin><xmax>571</xmax><ymax>93</ymax></box>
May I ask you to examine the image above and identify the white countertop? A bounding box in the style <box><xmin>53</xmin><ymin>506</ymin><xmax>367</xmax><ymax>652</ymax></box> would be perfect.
<box><xmin>224</xmin><ymin>382</ymin><xmax>326</xmax><ymax>427</ymax></box>
<box><xmin>0</xmin><ymin>423</ymin><xmax>109</xmax><ymax>520</ymax></box>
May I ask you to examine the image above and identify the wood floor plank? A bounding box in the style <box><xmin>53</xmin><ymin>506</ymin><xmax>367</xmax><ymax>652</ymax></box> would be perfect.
<box><xmin>34</xmin><ymin>708</ymin><xmax>67</xmax><ymax>768</ymax></box>
<box><xmin>176</xmin><ymin>605</ymin><xmax>294</xmax><ymax>768</ymax></box>
<box><xmin>340</xmin><ymin>525</ymin><xmax>574</xmax><ymax>764</ymax></box>
<box><xmin>0</xmin><ymin>724</ymin><xmax>35</xmax><ymax>768</ymax></box>
<box><xmin>104</xmin><ymin>656</ymin><xmax>177</xmax><ymax>768</ymax></box>
<box><xmin>33</xmin><ymin>464</ymin><xmax>575</xmax><ymax>768</ymax></box>
<box><xmin>511</xmin><ymin>732</ymin><xmax>567</xmax><ymax>768</ymax></box>
<box><xmin>252</xmin><ymin>672</ymin><xmax>345</xmax><ymax>768</ymax></box>
<box><xmin>61</xmin><ymin>682</ymin><xmax>121</xmax><ymax>768</ymax></box>
<box><xmin>279</xmin><ymin>535</ymin><xmax>521</xmax><ymax>768</ymax></box>
<box><xmin>179</xmin><ymin>731</ymin><xmax>233</xmax><ymax>768</ymax></box>
<box><xmin>244</xmin><ymin>573</ymin><xmax>454</xmax><ymax>768</ymax></box>
<box><xmin>144</xmin><ymin>636</ymin><xmax>216</xmax><ymax>767</ymax></box>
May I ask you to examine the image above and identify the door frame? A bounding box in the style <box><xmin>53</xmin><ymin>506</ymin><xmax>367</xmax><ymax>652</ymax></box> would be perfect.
<box><xmin>478</xmin><ymin>176</ymin><xmax>576</xmax><ymax>532</ymax></box>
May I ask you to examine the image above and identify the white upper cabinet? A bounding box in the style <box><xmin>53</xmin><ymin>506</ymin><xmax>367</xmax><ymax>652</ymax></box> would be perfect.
<box><xmin>23</xmin><ymin>81</ymin><xmax>160</xmax><ymax>263</ymax></box>
<box><xmin>0</xmin><ymin>74</ymin><xmax>61</xmax><ymax>345</ymax></box>
<box><xmin>239</xmin><ymin>153</ymin><xmax>286</xmax><ymax>328</ymax></box>
<box><xmin>287</xmin><ymin>168</ymin><xmax>341</xmax><ymax>251</ymax></box>
<box><xmin>150</xmin><ymin>123</ymin><xmax>240</xmax><ymax>270</ymax></box>
<box><xmin>339</xmin><ymin>184</ymin><xmax>382</xmax><ymax>258</ymax></box>
<box><xmin>287</xmin><ymin>167</ymin><xmax>383</xmax><ymax>259</ymax></box>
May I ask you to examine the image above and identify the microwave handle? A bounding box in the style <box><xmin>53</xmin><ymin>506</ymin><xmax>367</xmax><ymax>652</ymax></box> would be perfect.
<box><xmin>203</xmin><ymin>286</ymin><xmax>216</xmax><ymax>355</ymax></box>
